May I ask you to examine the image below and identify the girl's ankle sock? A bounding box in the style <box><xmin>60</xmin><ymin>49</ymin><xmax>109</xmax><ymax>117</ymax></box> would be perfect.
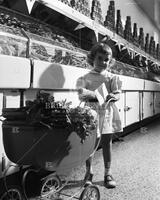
<box><xmin>104</xmin><ymin>162</ymin><xmax>111</xmax><ymax>176</ymax></box>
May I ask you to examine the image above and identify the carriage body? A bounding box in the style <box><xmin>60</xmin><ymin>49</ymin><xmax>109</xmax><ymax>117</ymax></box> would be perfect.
<box><xmin>2</xmin><ymin>93</ymin><xmax>99</xmax><ymax>175</ymax></box>
<box><xmin>2</xmin><ymin>117</ymin><xmax>98</xmax><ymax>174</ymax></box>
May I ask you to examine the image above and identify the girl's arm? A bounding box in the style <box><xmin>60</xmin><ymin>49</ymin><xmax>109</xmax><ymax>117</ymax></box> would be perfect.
<box><xmin>106</xmin><ymin>76</ymin><xmax>122</xmax><ymax>102</ymax></box>
<box><xmin>78</xmin><ymin>88</ymin><xmax>97</xmax><ymax>101</ymax></box>
<box><xmin>76</xmin><ymin>77</ymin><xmax>97</xmax><ymax>101</ymax></box>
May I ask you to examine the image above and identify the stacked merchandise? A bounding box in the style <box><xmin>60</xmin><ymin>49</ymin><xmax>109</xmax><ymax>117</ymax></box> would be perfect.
<box><xmin>156</xmin><ymin>44</ymin><xmax>160</xmax><ymax>60</ymax></box>
<box><xmin>58</xmin><ymin>0</ymin><xmax>90</xmax><ymax>17</ymax></box>
<box><xmin>110</xmin><ymin>60</ymin><xmax>146</xmax><ymax>79</ymax></box>
<box><xmin>91</xmin><ymin>0</ymin><xmax>103</xmax><ymax>24</ymax></box>
<box><xmin>124</xmin><ymin>16</ymin><xmax>132</xmax><ymax>42</ymax></box>
<box><xmin>145</xmin><ymin>33</ymin><xmax>150</xmax><ymax>53</ymax></box>
<box><xmin>58</xmin><ymin>0</ymin><xmax>70</xmax><ymax>6</ymax></box>
<box><xmin>133</xmin><ymin>23</ymin><xmax>139</xmax><ymax>47</ymax></box>
<box><xmin>138</xmin><ymin>27</ymin><xmax>144</xmax><ymax>50</ymax></box>
<box><xmin>148</xmin><ymin>60</ymin><xmax>160</xmax><ymax>75</ymax></box>
<box><xmin>116</xmin><ymin>10</ymin><xmax>123</xmax><ymax>37</ymax></box>
<box><xmin>149</xmin><ymin>36</ymin><xmax>155</xmax><ymax>57</ymax></box>
<box><xmin>71</xmin><ymin>0</ymin><xmax>90</xmax><ymax>17</ymax></box>
<box><xmin>153</xmin><ymin>40</ymin><xmax>156</xmax><ymax>58</ymax></box>
<box><xmin>104</xmin><ymin>0</ymin><xmax>115</xmax><ymax>31</ymax></box>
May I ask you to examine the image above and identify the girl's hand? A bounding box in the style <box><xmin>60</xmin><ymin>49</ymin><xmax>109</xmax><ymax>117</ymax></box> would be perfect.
<box><xmin>78</xmin><ymin>88</ymin><xmax>83</xmax><ymax>94</ymax></box>
<box><xmin>106</xmin><ymin>93</ymin><xmax>119</xmax><ymax>102</ymax></box>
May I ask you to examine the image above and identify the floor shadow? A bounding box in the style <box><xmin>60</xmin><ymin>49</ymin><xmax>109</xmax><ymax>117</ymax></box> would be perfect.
<box><xmin>92</xmin><ymin>180</ymin><xmax>104</xmax><ymax>187</ymax></box>
<box><xmin>63</xmin><ymin>179</ymin><xmax>105</xmax><ymax>189</ymax></box>
<box><xmin>62</xmin><ymin>180</ymin><xmax>84</xmax><ymax>190</ymax></box>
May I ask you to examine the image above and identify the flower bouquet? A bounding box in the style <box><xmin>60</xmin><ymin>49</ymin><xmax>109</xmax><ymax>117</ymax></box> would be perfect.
<box><xmin>25</xmin><ymin>91</ymin><xmax>97</xmax><ymax>143</ymax></box>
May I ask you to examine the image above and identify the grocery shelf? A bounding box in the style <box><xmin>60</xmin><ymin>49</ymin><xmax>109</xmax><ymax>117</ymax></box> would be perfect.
<box><xmin>114</xmin><ymin>34</ymin><xmax>159</xmax><ymax>64</ymax></box>
<box><xmin>36</xmin><ymin>0</ymin><xmax>160</xmax><ymax>66</ymax></box>
<box><xmin>36</xmin><ymin>0</ymin><xmax>113</xmax><ymax>36</ymax></box>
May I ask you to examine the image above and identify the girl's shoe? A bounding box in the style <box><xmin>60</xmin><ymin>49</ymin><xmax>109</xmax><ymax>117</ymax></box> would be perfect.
<box><xmin>104</xmin><ymin>174</ymin><xmax>116</xmax><ymax>189</ymax></box>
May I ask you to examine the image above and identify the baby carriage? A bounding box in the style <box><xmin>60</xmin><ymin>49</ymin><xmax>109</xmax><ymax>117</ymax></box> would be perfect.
<box><xmin>1</xmin><ymin>91</ymin><xmax>101</xmax><ymax>200</ymax></box>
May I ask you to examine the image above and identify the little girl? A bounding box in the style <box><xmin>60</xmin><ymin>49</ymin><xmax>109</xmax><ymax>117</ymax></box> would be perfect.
<box><xmin>76</xmin><ymin>41</ymin><xmax>122</xmax><ymax>188</ymax></box>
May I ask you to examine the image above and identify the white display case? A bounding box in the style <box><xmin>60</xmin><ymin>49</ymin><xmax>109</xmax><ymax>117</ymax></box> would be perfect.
<box><xmin>124</xmin><ymin>91</ymin><xmax>140</xmax><ymax>127</ymax></box>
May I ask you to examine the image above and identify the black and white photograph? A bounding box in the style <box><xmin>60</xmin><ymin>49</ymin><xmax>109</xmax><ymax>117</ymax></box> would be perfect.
<box><xmin>0</xmin><ymin>0</ymin><xmax>160</xmax><ymax>199</ymax></box>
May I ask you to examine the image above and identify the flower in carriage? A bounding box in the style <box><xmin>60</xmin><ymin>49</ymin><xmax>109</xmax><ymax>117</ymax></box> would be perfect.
<box><xmin>25</xmin><ymin>92</ymin><xmax>98</xmax><ymax>143</ymax></box>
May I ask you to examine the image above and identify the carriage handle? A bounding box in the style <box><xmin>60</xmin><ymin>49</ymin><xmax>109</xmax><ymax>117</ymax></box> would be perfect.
<box><xmin>89</xmin><ymin>97</ymin><xmax>115</xmax><ymax>157</ymax></box>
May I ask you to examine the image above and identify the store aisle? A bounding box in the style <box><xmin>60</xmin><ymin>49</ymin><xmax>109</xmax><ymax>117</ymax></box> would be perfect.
<box><xmin>92</xmin><ymin>119</ymin><xmax>160</xmax><ymax>200</ymax></box>
<box><xmin>29</xmin><ymin>119</ymin><xmax>160</xmax><ymax>200</ymax></box>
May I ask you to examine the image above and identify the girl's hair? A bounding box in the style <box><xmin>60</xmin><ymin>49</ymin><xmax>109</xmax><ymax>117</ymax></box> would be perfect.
<box><xmin>87</xmin><ymin>42</ymin><xmax>113</xmax><ymax>66</ymax></box>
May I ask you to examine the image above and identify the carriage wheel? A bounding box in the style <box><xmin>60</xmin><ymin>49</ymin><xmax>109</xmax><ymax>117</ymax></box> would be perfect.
<box><xmin>0</xmin><ymin>186</ymin><xmax>23</xmax><ymax>200</ymax></box>
<box><xmin>40</xmin><ymin>174</ymin><xmax>62</xmax><ymax>199</ymax></box>
<box><xmin>79</xmin><ymin>185</ymin><xmax>100</xmax><ymax>200</ymax></box>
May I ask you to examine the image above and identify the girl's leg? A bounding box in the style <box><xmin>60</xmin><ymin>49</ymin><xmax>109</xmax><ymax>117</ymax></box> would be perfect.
<box><xmin>101</xmin><ymin>133</ymin><xmax>116</xmax><ymax>188</ymax></box>
<box><xmin>101</xmin><ymin>134</ymin><xmax>112</xmax><ymax>175</ymax></box>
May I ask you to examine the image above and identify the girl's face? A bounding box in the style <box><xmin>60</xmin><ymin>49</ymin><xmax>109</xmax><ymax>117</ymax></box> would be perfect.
<box><xmin>93</xmin><ymin>52</ymin><xmax>112</xmax><ymax>73</ymax></box>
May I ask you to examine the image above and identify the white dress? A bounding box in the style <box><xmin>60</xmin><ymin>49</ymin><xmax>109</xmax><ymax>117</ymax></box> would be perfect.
<box><xmin>76</xmin><ymin>70</ymin><xmax>122</xmax><ymax>135</ymax></box>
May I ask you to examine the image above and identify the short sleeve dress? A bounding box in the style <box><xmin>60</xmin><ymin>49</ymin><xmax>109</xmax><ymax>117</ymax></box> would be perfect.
<box><xmin>76</xmin><ymin>70</ymin><xmax>123</xmax><ymax>136</ymax></box>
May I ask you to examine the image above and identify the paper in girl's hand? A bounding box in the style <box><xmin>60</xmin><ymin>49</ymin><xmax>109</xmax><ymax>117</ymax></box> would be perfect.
<box><xmin>95</xmin><ymin>83</ymin><xmax>108</xmax><ymax>106</ymax></box>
